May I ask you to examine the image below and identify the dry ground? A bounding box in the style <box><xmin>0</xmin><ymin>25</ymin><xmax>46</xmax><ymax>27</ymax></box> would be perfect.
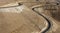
<box><xmin>0</xmin><ymin>0</ymin><xmax>60</xmax><ymax>33</ymax></box>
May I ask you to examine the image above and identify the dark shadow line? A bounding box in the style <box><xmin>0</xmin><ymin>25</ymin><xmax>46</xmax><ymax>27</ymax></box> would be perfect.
<box><xmin>0</xmin><ymin>3</ymin><xmax>22</xmax><ymax>9</ymax></box>
<box><xmin>32</xmin><ymin>8</ymin><xmax>51</xmax><ymax>33</ymax></box>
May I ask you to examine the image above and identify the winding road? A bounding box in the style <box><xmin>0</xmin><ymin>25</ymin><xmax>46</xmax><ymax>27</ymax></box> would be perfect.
<box><xmin>32</xmin><ymin>5</ymin><xmax>52</xmax><ymax>33</ymax></box>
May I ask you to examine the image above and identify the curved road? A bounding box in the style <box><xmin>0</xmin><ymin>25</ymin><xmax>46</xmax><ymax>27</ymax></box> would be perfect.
<box><xmin>32</xmin><ymin>5</ymin><xmax>52</xmax><ymax>33</ymax></box>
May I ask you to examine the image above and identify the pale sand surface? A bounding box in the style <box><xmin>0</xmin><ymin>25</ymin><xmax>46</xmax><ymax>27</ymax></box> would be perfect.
<box><xmin>0</xmin><ymin>4</ymin><xmax>47</xmax><ymax>33</ymax></box>
<box><xmin>0</xmin><ymin>0</ymin><xmax>60</xmax><ymax>33</ymax></box>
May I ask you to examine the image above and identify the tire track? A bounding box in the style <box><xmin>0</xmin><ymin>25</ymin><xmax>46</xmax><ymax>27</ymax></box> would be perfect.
<box><xmin>32</xmin><ymin>6</ymin><xmax>52</xmax><ymax>33</ymax></box>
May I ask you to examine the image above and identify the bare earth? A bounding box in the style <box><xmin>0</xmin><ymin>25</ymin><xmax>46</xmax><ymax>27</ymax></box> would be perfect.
<box><xmin>0</xmin><ymin>0</ymin><xmax>60</xmax><ymax>33</ymax></box>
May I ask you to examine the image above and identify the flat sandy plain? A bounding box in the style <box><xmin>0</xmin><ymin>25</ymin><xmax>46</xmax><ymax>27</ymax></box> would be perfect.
<box><xmin>0</xmin><ymin>0</ymin><xmax>60</xmax><ymax>33</ymax></box>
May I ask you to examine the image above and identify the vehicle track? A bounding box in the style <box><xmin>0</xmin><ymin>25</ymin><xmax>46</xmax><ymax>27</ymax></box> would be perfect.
<box><xmin>32</xmin><ymin>5</ymin><xmax>52</xmax><ymax>33</ymax></box>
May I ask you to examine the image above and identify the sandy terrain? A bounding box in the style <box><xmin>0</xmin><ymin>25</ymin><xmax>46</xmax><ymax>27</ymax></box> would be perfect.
<box><xmin>0</xmin><ymin>4</ymin><xmax>48</xmax><ymax>33</ymax></box>
<box><xmin>0</xmin><ymin>0</ymin><xmax>60</xmax><ymax>33</ymax></box>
